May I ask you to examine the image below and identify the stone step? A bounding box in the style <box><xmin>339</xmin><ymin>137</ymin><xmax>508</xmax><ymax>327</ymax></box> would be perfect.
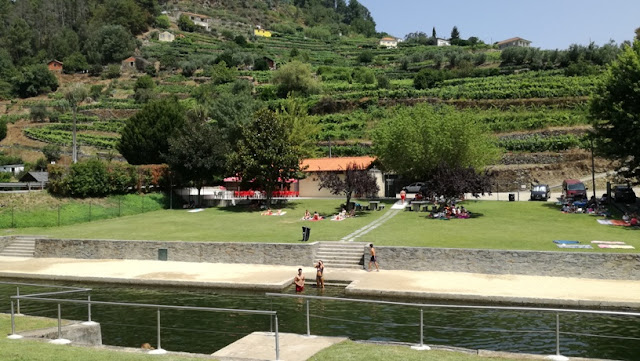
<box><xmin>318</xmin><ymin>262</ymin><xmax>363</xmax><ymax>269</ymax></box>
<box><xmin>0</xmin><ymin>252</ymin><xmax>34</xmax><ymax>257</ymax></box>
<box><xmin>314</xmin><ymin>256</ymin><xmax>362</xmax><ymax>262</ymax></box>
<box><xmin>316</xmin><ymin>250</ymin><xmax>363</xmax><ymax>255</ymax></box>
<box><xmin>3</xmin><ymin>247</ymin><xmax>35</xmax><ymax>252</ymax></box>
<box><xmin>317</xmin><ymin>243</ymin><xmax>366</xmax><ymax>248</ymax></box>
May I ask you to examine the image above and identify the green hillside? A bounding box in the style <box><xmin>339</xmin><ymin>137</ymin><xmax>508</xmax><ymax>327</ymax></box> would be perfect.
<box><xmin>0</xmin><ymin>0</ymin><xmax>625</xmax><ymax>186</ymax></box>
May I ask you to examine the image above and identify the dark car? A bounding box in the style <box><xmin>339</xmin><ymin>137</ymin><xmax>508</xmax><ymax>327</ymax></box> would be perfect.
<box><xmin>562</xmin><ymin>179</ymin><xmax>587</xmax><ymax>200</ymax></box>
<box><xmin>403</xmin><ymin>182</ymin><xmax>425</xmax><ymax>193</ymax></box>
<box><xmin>613</xmin><ymin>185</ymin><xmax>637</xmax><ymax>203</ymax></box>
<box><xmin>530</xmin><ymin>184</ymin><xmax>551</xmax><ymax>201</ymax></box>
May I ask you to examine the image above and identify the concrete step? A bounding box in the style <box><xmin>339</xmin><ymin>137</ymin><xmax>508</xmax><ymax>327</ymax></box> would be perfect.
<box><xmin>0</xmin><ymin>238</ymin><xmax>36</xmax><ymax>258</ymax></box>
<box><xmin>319</xmin><ymin>263</ymin><xmax>363</xmax><ymax>269</ymax></box>
<box><xmin>316</xmin><ymin>250</ymin><xmax>363</xmax><ymax>256</ymax></box>
<box><xmin>0</xmin><ymin>252</ymin><xmax>34</xmax><ymax>257</ymax></box>
<box><xmin>314</xmin><ymin>256</ymin><xmax>362</xmax><ymax>263</ymax></box>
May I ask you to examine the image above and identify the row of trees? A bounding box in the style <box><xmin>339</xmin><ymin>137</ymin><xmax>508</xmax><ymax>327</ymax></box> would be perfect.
<box><xmin>404</xmin><ymin>26</ymin><xmax>484</xmax><ymax>47</ymax></box>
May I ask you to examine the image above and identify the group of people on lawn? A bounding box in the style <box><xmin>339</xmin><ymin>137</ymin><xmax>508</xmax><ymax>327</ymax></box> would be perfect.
<box><xmin>622</xmin><ymin>212</ymin><xmax>639</xmax><ymax>226</ymax></box>
<box><xmin>301</xmin><ymin>207</ymin><xmax>355</xmax><ymax>221</ymax></box>
<box><xmin>428</xmin><ymin>204</ymin><xmax>470</xmax><ymax>219</ymax></box>
<box><xmin>561</xmin><ymin>196</ymin><xmax>609</xmax><ymax>216</ymax></box>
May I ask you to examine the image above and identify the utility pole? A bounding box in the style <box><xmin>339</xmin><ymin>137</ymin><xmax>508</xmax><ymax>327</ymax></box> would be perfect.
<box><xmin>590</xmin><ymin>137</ymin><xmax>596</xmax><ymax>199</ymax></box>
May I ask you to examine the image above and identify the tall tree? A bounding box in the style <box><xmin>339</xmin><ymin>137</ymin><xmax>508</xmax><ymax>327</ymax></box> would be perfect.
<box><xmin>423</xmin><ymin>162</ymin><xmax>492</xmax><ymax>204</ymax></box>
<box><xmin>165</xmin><ymin>117</ymin><xmax>228</xmax><ymax>205</ymax></box>
<box><xmin>432</xmin><ymin>27</ymin><xmax>437</xmax><ymax>39</ymax></box>
<box><xmin>450</xmin><ymin>26</ymin><xmax>460</xmax><ymax>41</ymax></box>
<box><xmin>229</xmin><ymin>109</ymin><xmax>304</xmax><ymax>207</ymax></box>
<box><xmin>63</xmin><ymin>83</ymin><xmax>88</xmax><ymax>163</ymax></box>
<box><xmin>277</xmin><ymin>96</ymin><xmax>320</xmax><ymax>159</ymax></box>
<box><xmin>271</xmin><ymin>60</ymin><xmax>320</xmax><ymax>97</ymax></box>
<box><xmin>318</xmin><ymin>162</ymin><xmax>379</xmax><ymax>211</ymax></box>
<box><xmin>373</xmin><ymin>104</ymin><xmax>499</xmax><ymax>182</ymax></box>
<box><xmin>590</xmin><ymin>40</ymin><xmax>640</xmax><ymax>182</ymax></box>
<box><xmin>119</xmin><ymin>97</ymin><xmax>186</xmax><ymax>165</ymax></box>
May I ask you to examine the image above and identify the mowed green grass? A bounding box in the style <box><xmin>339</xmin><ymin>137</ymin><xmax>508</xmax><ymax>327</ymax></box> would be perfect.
<box><xmin>310</xmin><ymin>340</ymin><xmax>523</xmax><ymax>361</ymax></box>
<box><xmin>366</xmin><ymin>200</ymin><xmax>639</xmax><ymax>251</ymax></box>
<box><xmin>10</xmin><ymin>199</ymin><xmax>639</xmax><ymax>252</ymax></box>
<box><xmin>0</xmin><ymin>314</ymin><xmax>215</xmax><ymax>360</ymax></box>
<box><xmin>11</xmin><ymin>199</ymin><xmax>388</xmax><ymax>243</ymax></box>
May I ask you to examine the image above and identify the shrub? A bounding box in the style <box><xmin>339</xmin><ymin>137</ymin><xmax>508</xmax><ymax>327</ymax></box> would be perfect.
<box><xmin>271</xmin><ymin>61</ymin><xmax>320</xmax><ymax>97</ymax></box>
<box><xmin>134</xmin><ymin>75</ymin><xmax>155</xmax><ymax>91</ymax></box>
<box><xmin>89</xmin><ymin>64</ymin><xmax>103</xmax><ymax>77</ymax></box>
<box><xmin>178</xmin><ymin>14</ymin><xmax>197</xmax><ymax>32</ymax></box>
<box><xmin>62</xmin><ymin>52</ymin><xmax>89</xmax><ymax>74</ymax></box>
<box><xmin>30</xmin><ymin>104</ymin><xmax>49</xmax><ymax>122</ymax></box>
<box><xmin>103</xmin><ymin>65</ymin><xmax>121</xmax><ymax>79</ymax></box>
<box><xmin>253</xmin><ymin>58</ymin><xmax>269</xmax><ymax>71</ymax></box>
<box><xmin>42</xmin><ymin>144</ymin><xmax>62</xmax><ymax>162</ymax></box>
<box><xmin>0</xmin><ymin>120</ymin><xmax>6</xmax><ymax>142</ymax></box>
<box><xmin>358</xmin><ymin>50</ymin><xmax>374</xmax><ymax>64</ymax></box>
<box><xmin>234</xmin><ymin>35</ymin><xmax>247</xmax><ymax>47</ymax></box>
<box><xmin>155</xmin><ymin>15</ymin><xmax>171</xmax><ymax>29</ymax></box>
<box><xmin>180</xmin><ymin>61</ymin><xmax>197</xmax><ymax>77</ymax></box>
<box><xmin>12</xmin><ymin>64</ymin><xmax>59</xmax><ymax>98</ymax></box>
<box><xmin>376</xmin><ymin>74</ymin><xmax>391</xmax><ymax>89</ymax></box>
<box><xmin>89</xmin><ymin>84</ymin><xmax>104</xmax><ymax>100</ymax></box>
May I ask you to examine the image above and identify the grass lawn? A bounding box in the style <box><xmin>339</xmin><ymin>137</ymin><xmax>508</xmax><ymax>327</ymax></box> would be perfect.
<box><xmin>366</xmin><ymin>200</ymin><xmax>639</xmax><ymax>251</ymax></box>
<box><xmin>10</xmin><ymin>199</ymin><xmax>388</xmax><ymax>243</ymax></box>
<box><xmin>0</xmin><ymin>314</ymin><xmax>212</xmax><ymax>360</ymax></box>
<box><xmin>309</xmin><ymin>340</ymin><xmax>523</xmax><ymax>361</ymax></box>
<box><xmin>8</xmin><ymin>199</ymin><xmax>638</xmax><ymax>252</ymax></box>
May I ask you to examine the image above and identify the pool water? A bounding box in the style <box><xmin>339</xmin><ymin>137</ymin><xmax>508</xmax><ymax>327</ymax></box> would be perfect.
<box><xmin>1</xmin><ymin>281</ymin><xmax>639</xmax><ymax>360</ymax></box>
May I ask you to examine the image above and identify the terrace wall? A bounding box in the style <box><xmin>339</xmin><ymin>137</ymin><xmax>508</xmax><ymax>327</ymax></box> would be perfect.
<box><xmin>365</xmin><ymin>246</ymin><xmax>640</xmax><ymax>280</ymax></box>
<box><xmin>35</xmin><ymin>239</ymin><xmax>317</xmax><ymax>266</ymax></box>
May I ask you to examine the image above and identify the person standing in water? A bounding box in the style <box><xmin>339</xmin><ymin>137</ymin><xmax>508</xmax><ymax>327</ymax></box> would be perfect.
<box><xmin>294</xmin><ymin>268</ymin><xmax>305</xmax><ymax>292</ymax></box>
<box><xmin>315</xmin><ymin>260</ymin><xmax>325</xmax><ymax>288</ymax></box>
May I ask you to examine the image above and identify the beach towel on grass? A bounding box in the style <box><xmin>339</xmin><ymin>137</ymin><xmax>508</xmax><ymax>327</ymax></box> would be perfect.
<box><xmin>556</xmin><ymin>244</ymin><xmax>593</xmax><ymax>249</ymax></box>
<box><xmin>271</xmin><ymin>211</ymin><xmax>287</xmax><ymax>216</ymax></box>
<box><xmin>597</xmin><ymin>219</ymin><xmax>629</xmax><ymax>226</ymax></box>
<box><xmin>188</xmin><ymin>208</ymin><xmax>205</xmax><ymax>213</ymax></box>
<box><xmin>553</xmin><ymin>240</ymin><xmax>580</xmax><ymax>244</ymax></box>
<box><xmin>598</xmin><ymin>244</ymin><xmax>635</xmax><ymax>249</ymax></box>
<box><xmin>591</xmin><ymin>241</ymin><xmax>627</xmax><ymax>245</ymax></box>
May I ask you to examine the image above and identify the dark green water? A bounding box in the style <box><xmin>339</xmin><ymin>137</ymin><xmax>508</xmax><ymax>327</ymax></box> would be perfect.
<box><xmin>1</xmin><ymin>281</ymin><xmax>639</xmax><ymax>360</ymax></box>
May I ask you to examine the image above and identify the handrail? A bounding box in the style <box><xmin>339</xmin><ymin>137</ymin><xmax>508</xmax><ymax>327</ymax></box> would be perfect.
<box><xmin>0</xmin><ymin>280</ymin><xmax>87</xmax><ymax>290</ymax></box>
<box><xmin>266</xmin><ymin>292</ymin><xmax>640</xmax><ymax>358</ymax></box>
<box><xmin>4</xmin><ymin>282</ymin><xmax>281</xmax><ymax>359</ymax></box>
<box><xmin>265</xmin><ymin>293</ymin><xmax>640</xmax><ymax>317</ymax></box>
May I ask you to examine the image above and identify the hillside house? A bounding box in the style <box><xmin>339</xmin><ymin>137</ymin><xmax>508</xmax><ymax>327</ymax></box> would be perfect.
<box><xmin>20</xmin><ymin>171</ymin><xmax>49</xmax><ymax>189</ymax></box>
<box><xmin>496</xmin><ymin>37</ymin><xmax>532</xmax><ymax>50</ymax></box>
<box><xmin>0</xmin><ymin>164</ymin><xmax>24</xmax><ymax>175</ymax></box>
<box><xmin>47</xmin><ymin>60</ymin><xmax>63</xmax><ymax>72</ymax></box>
<box><xmin>379</xmin><ymin>37</ymin><xmax>399</xmax><ymax>49</ymax></box>
<box><xmin>158</xmin><ymin>31</ymin><xmax>175</xmax><ymax>42</ymax></box>
<box><xmin>437</xmin><ymin>38</ymin><xmax>451</xmax><ymax>47</ymax></box>
<box><xmin>298</xmin><ymin>156</ymin><xmax>384</xmax><ymax>198</ymax></box>
<box><xmin>254</xmin><ymin>28</ymin><xmax>272</xmax><ymax>37</ymax></box>
<box><xmin>263</xmin><ymin>57</ymin><xmax>276</xmax><ymax>70</ymax></box>
<box><xmin>182</xmin><ymin>12</ymin><xmax>211</xmax><ymax>31</ymax></box>
<box><xmin>121</xmin><ymin>56</ymin><xmax>137</xmax><ymax>72</ymax></box>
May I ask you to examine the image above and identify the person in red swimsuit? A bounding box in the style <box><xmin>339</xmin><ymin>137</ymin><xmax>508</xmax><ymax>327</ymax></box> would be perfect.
<box><xmin>294</xmin><ymin>268</ymin><xmax>305</xmax><ymax>292</ymax></box>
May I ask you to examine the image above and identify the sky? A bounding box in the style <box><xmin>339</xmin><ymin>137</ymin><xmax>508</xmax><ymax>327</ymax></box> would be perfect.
<box><xmin>359</xmin><ymin>0</ymin><xmax>639</xmax><ymax>49</ymax></box>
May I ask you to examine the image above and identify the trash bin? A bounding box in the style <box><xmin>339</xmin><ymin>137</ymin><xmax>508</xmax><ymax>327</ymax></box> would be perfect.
<box><xmin>509</xmin><ymin>194</ymin><xmax>515</xmax><ymax>202</ymax></box>
<box><xmin>158</xmin><ymin>248</ymin><xmax>168</xmax><ymax>261</ymax></box>
<box><xmin>301</xmin><ymin>227</ymin><xmax>311</xmax><ymax>242</ymax></box>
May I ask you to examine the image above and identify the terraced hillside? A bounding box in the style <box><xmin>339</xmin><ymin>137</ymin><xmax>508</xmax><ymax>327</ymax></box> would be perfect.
<box><xmin>0</xmin><ymin>0</ymin><xmax>621</xmax><ymax>187</ymax></box>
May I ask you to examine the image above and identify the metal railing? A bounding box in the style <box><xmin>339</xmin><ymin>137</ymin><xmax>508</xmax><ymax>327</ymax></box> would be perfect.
<box><xmin>266</xmin><ymin>293</ymin><xmax>640</xmax><ymax>360</ymax></box>
<box><xmin>3</xmin><ymin>282</ymin><xmax>281</xmax><ymax>359</ymax></box>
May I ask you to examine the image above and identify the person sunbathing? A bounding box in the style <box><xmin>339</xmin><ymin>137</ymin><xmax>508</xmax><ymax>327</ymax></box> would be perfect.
<box><xmin>312</xmin><ymin>211</ymin><xmax>322</xmax><ymax>221</ymax></box>
<box><xmin>261</xmin><ymin>208</ymin><xmax>273</xmax><ymax>216</ymax></box>
<box><xmin>303</xmin><ymin>209</ymin><xmax>311</xmax><ymax>220</ymax></box>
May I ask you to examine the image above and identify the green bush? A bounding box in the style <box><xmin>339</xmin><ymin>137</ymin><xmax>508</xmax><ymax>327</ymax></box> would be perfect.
<box><xmin>155</xmin><ymin>15</ymin><xmax>171</xmax><ymax>29</ymax></box>
<box><xmin>358</xmin><ymin>50</ymin><xmax>374</xmax><ymax>64</ymax></box>
<box><xmin>103</xmin><ymin>65</ymin><xmax>121</xmax><ymax>79</ymax></box>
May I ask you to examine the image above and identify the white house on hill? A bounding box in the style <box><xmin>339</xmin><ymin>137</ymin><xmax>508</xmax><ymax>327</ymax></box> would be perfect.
<box><xmin>496</xmin><ymin>37</ymin><xmax>532</xmax><ymax>50</ymax></box>
<box><xmin>159</xmin><ymin>31</ymin><xmax>175</xmax><ymax>42</ymax></box>
<box><xmin>437</xmin><ymin>38</ymin><xmax>450</xmax><ymax>47</ymax></box>
<box><xmin>379</xmin><ymin>37</ymin><xmax>399</xmax><ymax>49</ymax></box>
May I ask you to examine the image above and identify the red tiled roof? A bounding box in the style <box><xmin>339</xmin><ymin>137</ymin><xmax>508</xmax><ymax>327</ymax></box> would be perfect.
<box><xmin>123</xmin><ymin>57</ymin><xmax>136</xmax><ymax>62</ymax></box>
<box><xmin>380</xmin><ymin>37</ymin><xmax>397</xmax><ymax>41</ymax></box>
<box><xmin>301</xmin><ymin>156</ymin><xmax>376</xmax><ymax>172</ymax></box>
<box><xmin>497</xmin><ymin>37</ymin><xmax>531</xmax><ymax>45</ymax></box>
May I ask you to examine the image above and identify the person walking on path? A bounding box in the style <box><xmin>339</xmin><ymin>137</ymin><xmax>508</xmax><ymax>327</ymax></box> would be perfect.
<box><xmin>315</xmin><ymin>260</ymin><xmax>325</xmax><ymax>288</ymax></box>
<box><xmin>368</xmin><ymin>244</ymin><xmax>379</xmax><ymax>272</ymax></box>
<box><xmin>294</xmin><ymin>268</ymin><xmax>305</xmax><ymax>292</ymax></box>
<box><xmin>400</xmin><ymin>189</ymin><xmax>406</xmax><ymax>204</ymax></box>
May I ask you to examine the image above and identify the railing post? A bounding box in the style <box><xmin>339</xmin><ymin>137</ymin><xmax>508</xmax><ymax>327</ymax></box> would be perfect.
<box><xmin>87</xmin><ymin>295</ymin><xmax>92</xmax><ymax>322</ymax></box>
<box><xmin>556</xmin><ymin>313</ymin><xmax>560</xmax><ymax>356</ymax></box>
<box><xmin>157</xmin><ymin>308</ymin><xmax>161</xmax><ymax>351</ymax></box>
<box><xmin>274</xmin><ymin>314</ymin><xmax>280</xmax><ymax>361</ymax></box>
<box><xmin>57</xmin><ymin>204</ymin><xmax>61</xmax><ymax>226</ymax></box>
<box><xmin>16</xmin><ymin>287</ymin><xmax>20</xmax><ymax>315</ymax></box>
<box><xmin>57</xmin><ymin>304</ymin><xmax>62</xmax><ymax>339</ymax></box>
<box><xmin>270</xmin><ymin>299</ymin><xmax>273</xmax><ymax>333</ymax></box>
<box><xmin>411</xmin><ymin>308</ymin><xmax>430</xmax><ymax>350</ymax></box>
<box><xmin>11</xmin><ymin>206</ymin><xmax>14</xmax><ymax>228</ymax></box>
<box><xmin>306</xmin><ymin>299</ymin><xmax>311</xmax><ymax>337</ymax></box>
<box><xmin>8</xmin><ymin>300</ymin><xmax>22</xmax><ymax>339</ymax></box>
<box><xmin>89</xmin><ymin>202</ymin><xmax>92</xmax><ymax>221</ymax></box>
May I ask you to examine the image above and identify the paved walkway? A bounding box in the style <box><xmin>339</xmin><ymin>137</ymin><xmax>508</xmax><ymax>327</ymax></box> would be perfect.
<box><xmin>1</xmin><ymin>256</ymin><xmax>639</xmax><ymax>308</ymax></box>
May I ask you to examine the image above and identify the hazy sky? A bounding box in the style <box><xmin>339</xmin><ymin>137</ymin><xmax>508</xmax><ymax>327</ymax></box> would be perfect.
<box><xmin>359</xmin><ymin>0</ymin><xmax>639</xmax><ymax>49</ymax></box>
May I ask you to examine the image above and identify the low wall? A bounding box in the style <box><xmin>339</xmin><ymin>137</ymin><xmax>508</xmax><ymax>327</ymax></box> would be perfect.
<box><xmin>0</xmin><ymin>236</ymin><xmax>13</xmax><ymax>252</ymax></box>
<box><xmin>21</xmin><ymin>321</ymin><xmax>102</xmax><ymax>345</ymax></box>
<box><xmin>365</xmin><ymin>246</ymin><xmax>640</xmax><ymax>280</ymax></box>
<box><xmin>35</xmin><ymin>239</ymin><xmax>318</xmax><ymax>266</ymax></box>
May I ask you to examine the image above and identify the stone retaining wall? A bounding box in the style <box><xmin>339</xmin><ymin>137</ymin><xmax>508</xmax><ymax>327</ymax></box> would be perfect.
<box><xmin>365</xmin><ymin>246</ymin><xmax>640</xmax><ymax>280</ymax></box>
<box><xmin>35</xmin><ymin>239</ymin><xmax>317</xmax><ymax>266</ymax></box>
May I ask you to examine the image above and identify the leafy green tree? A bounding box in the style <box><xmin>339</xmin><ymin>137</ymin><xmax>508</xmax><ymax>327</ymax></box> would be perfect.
<box><xmin>590</xmin><ymin>41</ymin><xmax>640</xmax><ymax>181</ymax></box>
<box><xmin>276</xmin><ymin>96</ymin><xmax>320</xmax><ymax>159</ymax></box>
<box><xmin>373</xmin><ymin>104</ymin><xmax>500</xmax><ymax>181</ymax></box>
<box><xmin>230</xmin><ymin>109</ymin><xmax>305</xmax><ymax>207</ymax></box>
<box><xmin>12</xmin><ymin>64</ymin><xmax>59</xmax><ymax>98</ymax></box>
<box><xmin>134</xmin><ymin>75</ymin><xmax>155</xmax><ymax>91</ymax></box>
<box><xmin>206</xmin><ymin>61</ymin><xmax>238</xmax><ymax>84</ymax></box>
<box><xmin>357</xmin><ymin>50</ymin><xmax>374</xmax><ymax>64</ymax></box>
<box><xmin>432</xmin><ymin>27</ymin><xmax>436</xmax><ymax>39</ymax></box>
<box><xmin>62</xmin><ymin>52</ymin><xmax>89</xmax><ymax>74</ymax></box>
<box><xmin>155</xmin><ymin>15</ymin><xmax>171</xmax><ymax>29</ymax></box>
<box><xmin>119</xmin><ymin>97</ymin><xmax>186</xmax><ymax>165</ymax></box>
<box><xmin>66</xmin><ymin>158</ymin><xmax>110</xmax><ymax>197</ymax></box>
<box><xmin>85</xmin><ymin>25</ymin><xmax>136</xmax><ymax>64</ymax></box>
<box><xmin>271</xmin><ymin>60</ymin><xmax>320</xmax><ymax>97</ymax></box>
<box><xmin>30</xmin><ymin>104</ymin><xmax>49</xmax><ymax>122</ymax></box>
<box><xmin>253</xmin><ymin>58</ymin><xmax>269</xmax><ymax>71</ymax></box>
<box><xmin>0</xmin><ymin>120</ymin><xmax>7</xmax><ymax>142</ymax></box>
<box><xmin>50</xmin><ymin>28</ymin><xmax>80</xmax><ymax>60</ymax></box>
<box><xmin>376</xmin><ymin>73</ymin><xmax>390</xmax><ymax>89</ymax></box>
<box><xmin>64</xmin><ymin>83</ymin><xmax>88</xmax><ymax>163</ymax></box>
<box><xmin>165</xmin><ymin>118</ymin><xmax>229</xmax><ymax>204</ymax></box>
<box><xmin>89</xmin><ymin>84</ymin><xmax>104</xmax><ymax>100</ymax></box>
<box><xmin>42</xmin><ymin>144</ymin><xmax>62</xmax><ymax>163</ymax></box>
<box><xmin>234</xmin><ymin>35</ymin><xmax>248</xmax><ymax>47</ymax></box>
<box><xmin>96</xmin><ymin>0</ymin><xmax>148</xmax><ymax>35</ymax></box>
<box><xmin>7</xmin><ymin>19</ymin><xmax>33</xmax><ymax>64</ymax></box>
<box><xmin>414</xmin><ymin>68</ymin><xmax>448</xmax><ymax>89</ymax></box>
<box><xmin>180</xmin><ymin>61</ymin><xmax>197</xmax><ymax>77</ymax></box>
<box><xmin>178</xmin><ymin>14</ymin><xmax>197</xmax><ymax>32</ymax></box>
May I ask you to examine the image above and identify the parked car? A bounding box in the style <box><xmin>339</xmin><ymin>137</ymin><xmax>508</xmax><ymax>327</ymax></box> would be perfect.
<box><xmin>530</xmin><ymin>184</ymin><xmax>551</xmax><ymax>201</ymax></box>
<box><xmin>562</xmin><ymin>179</ymin><xmax>587</xmax><ymax>200</ymax></box>
<box><xmin>613</xmin><ymin>185</ymin><xmax>637</xmax><ymax>203</ymax></box>
<box><xmin>403</xmin><ymin>182</ymin><xmax>425</xmax><ymax>193</ymax></box>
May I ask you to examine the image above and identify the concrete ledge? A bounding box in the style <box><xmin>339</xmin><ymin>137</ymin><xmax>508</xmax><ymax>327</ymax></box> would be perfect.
<box><xmin>19</xmin><ymin>320</ymin><xmax>102</xmax><ymax>345</ymax></box>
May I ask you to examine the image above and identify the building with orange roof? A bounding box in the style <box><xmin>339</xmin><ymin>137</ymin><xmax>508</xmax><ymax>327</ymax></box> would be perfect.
<box><xmin>496</xmin><ymin>37</ymin><xmax>531</xmax><ymax>50</ymax></box>
<box><xmin>379</xmin><ymin>36</ymin><xmax>399</xmax><ymax>49</ymax></box>
<box><xmin>47</xmin><ymin>60</ymin><xmax>63</xmax><ymax>72</ymax></box>
<box><xmin>298</xmin><ymin>156</ymin><xmax>384</xmax><ymax>198</ymax></box>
